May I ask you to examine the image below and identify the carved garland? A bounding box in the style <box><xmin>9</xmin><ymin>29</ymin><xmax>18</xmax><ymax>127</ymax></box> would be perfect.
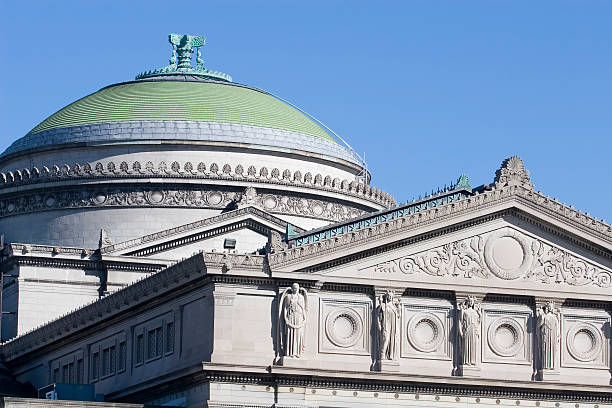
<box><xmin>0</xmin><ymin>187</ymin><xmax>367</xmax><ymax>223</ymax></box>
<box><xmin>0</xmin><ymin>161</ymin><xmax>395</xmax><ymax>208</ymax></box>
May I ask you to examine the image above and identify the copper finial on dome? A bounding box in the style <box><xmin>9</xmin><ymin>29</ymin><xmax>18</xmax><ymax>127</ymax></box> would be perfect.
<box><xmin>136</xmin><ymin>34</ymin><xmax>232</xmax><ymax>82</ymax></box>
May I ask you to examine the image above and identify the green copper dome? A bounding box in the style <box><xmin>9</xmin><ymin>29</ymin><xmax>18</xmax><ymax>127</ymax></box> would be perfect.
<box><xmin>27</xmin><ymin>80</ymin><xmax>335</xmax><ymax>142</ymax></box>
<box><xmin>2</xmin><ymin>34</ymin><xmax>359</xmax><ymax>164</ymax></box>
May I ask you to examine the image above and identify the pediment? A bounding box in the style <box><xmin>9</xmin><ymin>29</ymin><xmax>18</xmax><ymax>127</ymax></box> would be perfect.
<box><xmin>102</xmin><ymin>206</ymin><xmax>300</xmax><ymax>259</ymax></box>
<box><xmin>272</xmin><ymin>214</ymin><xmax>612</xmax><ymax>300</ymax></box>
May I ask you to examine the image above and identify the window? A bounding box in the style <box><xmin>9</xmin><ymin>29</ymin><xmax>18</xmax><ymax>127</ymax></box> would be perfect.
<box><xmin>91</xmin><ymin>352</ymin><xmax>99</xmax><ymax>380</ymax></box>
<box><xmin>165</xmin><ymin>322</ymin><xmax>174</xmax><ymax>354</ymax></box>
<box><xmin>102</xmin><ymin>348</ymin><xmax>109</xmax><ymax>376</ymax></box>
<box><xmin>118</xmin><ymin>342</ymin><xmax>127</xmax><ymax>371</ymax></box>
<box><xmin>62</xmin><ymin>364</ymin><xmax>69</xmax><ymax>383</ymax></box>
<box><xmin>136</xmin><ymin>334</ymin><xmax>144</xmax><ymax>364</ymax></box>
<box><xmin>109</xmin><ymin>346</ymin><xmax>116</xmax><ymax>374</ymax></box>
<box><xmin>53</xmin><ymin>368</ymin><xmax>59</xmax><ymax>383</ymax></box>
<box><xmin>147</xmin><ymin>327</ymin><xmax>162</xmax><ymax>360</ymax></box>
<box><xmin>77</xmin><ymin>359</ymin><xmax>84</xmax><ymax>383</ymax></box>
<box><xmin>62</xmin><ymin>362</ymin><xmax>74</xmax><ymax>383</ymax></box>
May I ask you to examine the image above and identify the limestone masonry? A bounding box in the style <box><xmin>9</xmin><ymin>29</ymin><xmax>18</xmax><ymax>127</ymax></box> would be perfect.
<box><xmin>0</xmin><ymin>34</ymin><xmax>610</xmax><ymax>408</ymax></box>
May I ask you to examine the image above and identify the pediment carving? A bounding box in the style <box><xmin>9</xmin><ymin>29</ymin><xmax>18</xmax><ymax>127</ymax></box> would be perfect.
<box><xmin>372</xmin><ymin>227</ymin><xmax>611</xmax><ymax>288</ymax></box>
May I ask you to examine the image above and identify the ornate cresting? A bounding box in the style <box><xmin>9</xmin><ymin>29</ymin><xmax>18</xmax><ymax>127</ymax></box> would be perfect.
<box><xmin>136</xmin><ymin>34</ymin><xmax>232</xmax><ymax>82</ymax></box>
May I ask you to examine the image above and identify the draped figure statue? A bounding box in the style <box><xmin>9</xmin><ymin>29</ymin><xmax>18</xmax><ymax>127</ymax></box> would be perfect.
<box><xmin>279</xmin><ymin>283</ymin><xmax>308</xmax><ymax>358</ymax></box>
<box><xmin>537</xmin><ymin>301</ymin><xmax>559</xmax><ymax>370</ymax></box>
<box><xmin>376</xmin><ymin>290</ymin><xmax>400</xmax><ymax>361</ymax></box>
<box><xmin>458</xmin><ymin>296</ymin><xmax>480</xmax><ymax>366</ymax></box>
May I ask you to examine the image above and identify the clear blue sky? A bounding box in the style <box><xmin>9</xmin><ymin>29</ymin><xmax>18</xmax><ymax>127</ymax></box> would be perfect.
<box><xmin>1</xmin><ymin>1</ymin><xmax>610</xmax><ymax>221</ymax></box>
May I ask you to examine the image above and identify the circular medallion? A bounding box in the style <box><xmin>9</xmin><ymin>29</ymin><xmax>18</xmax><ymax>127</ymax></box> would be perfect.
<box><xmin>6</xmin><ymin>202</ymin><xmax>15</xmax><ymax>213</ymax></box>
<box><xmin>92</xmin><ymin>192</ymin><xmax>107</xmax><ymax>205</ymax></box>
<box><xmin>206</xmin><ymin>191</ymin><xmax>223</xmax><ymax>206</ymax></box>
<box><xmin>567</xmin><ymin>322</ymin><xmax>602</xmax><ymax>362</ymax></box>
<box><xmin>44</xmin><ymin>195</ymin><xmax>56</xmax><ymax>207</ymax></box>
<box><xmin>484</xmin><ymin>229</ymin><xmax>533</xmax><ymax>280</ymax></box>
<box><xmin>145</xmin><ymin>191</ymin><xmax>165</xmax><ymax>204</ymax></box>
<box><xmin>487</xmin><ymin>317</ymin><xmax>524</xmax><ymax>357</ymax></box>
<box><xmin>325</xmin><ymin>308</ymin><xmax>363</xmax><ymax>348</ymax></box>
<box><xmin>263</xmin><ymin>195</ymin><xmax>278</xmax><ymax>210</ymax></box>
<box><xmin>312</xmin><ymin>202</ymin><xmax>324</xmax><ymax>216</ymax></box>
<box><xmin>407</xmin><ymin>313</ymin><xmax>445</xmax><ymax>353</ymax></box>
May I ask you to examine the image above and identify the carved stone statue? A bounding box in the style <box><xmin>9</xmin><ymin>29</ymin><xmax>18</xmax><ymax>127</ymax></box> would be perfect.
<box><xmin>458</xmin><ymin>296</ymin><xmax>481</xmax><ymax>367</ymax></box>
<box><xmin>376</xmin><ymin>290</ymin><xmax>400</xmax><ymax>361</ymax></box>
<box><xmin>537</xmin><ymin>301</ymin><xmax>559</xmax><ymax>371</ymax></box>
<box><xmin>279</xmin><ymin>283</ymin><xmax>308</xmax><ymax>358</ymax></box>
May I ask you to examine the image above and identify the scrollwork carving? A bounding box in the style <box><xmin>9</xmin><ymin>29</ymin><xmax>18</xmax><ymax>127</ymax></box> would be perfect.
<box><xmin>372</xmin><ymin>228</ymin><xmax>611</xmax><ymax>288</ymax></box>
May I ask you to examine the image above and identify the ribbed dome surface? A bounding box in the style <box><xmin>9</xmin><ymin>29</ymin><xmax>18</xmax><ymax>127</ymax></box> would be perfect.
<box><xmin>28</xmin><ymin>80</ymin><xmax>335</xmax><ymax>141</ymax></box>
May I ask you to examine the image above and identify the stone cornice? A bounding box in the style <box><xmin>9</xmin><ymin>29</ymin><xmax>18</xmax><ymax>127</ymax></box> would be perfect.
<box><xmin>0</xmin><ymin>253</ymin><xmax>207</xmax><ymax>361</ymax></box>
<box><xmin>198</xmin><ymin>363</ymin><xmax>612</xmax><ymax>403</ymax></box>
<box><xmin>269</xmin><ymin>185</ymin><xmax>612</xmax><ymax>270</ymax></box>
<box><xmin>102</xmin><ymin>206</ymin><xmax>302</xmax><ymax>255</ymax></box>
<box><xmin>4</xmin><ymin>243</ymin><xmax>169</xmax><ymax>272</ymax></box>
<box><xmin>0</xmin><ymin>252</ymin><xmax>268</xmax><ymax>361</ymax></box>
<box><xmin>0</xmin><ymin>160</ymin><xmax>395</xmax><ymax>208</ymax></box>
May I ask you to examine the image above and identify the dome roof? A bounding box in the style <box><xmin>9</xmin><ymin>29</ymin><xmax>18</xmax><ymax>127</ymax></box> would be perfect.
<box><xmin>28</xmin><ymin>80</ymin><xmax>335</xmax><ymax>141</ymax></box>
<box><xmin>2</xmin><ymin>33</ymin><xmax>360</xmax><ymax>165</ymax></box>
<box><xmin>1</xmin><ymin>77</ymin><xmax>360</xmax><ymax>163</ymax></box>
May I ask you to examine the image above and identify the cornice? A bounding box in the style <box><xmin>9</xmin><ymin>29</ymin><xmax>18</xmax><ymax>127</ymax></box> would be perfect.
<box><xmin>102</xmin><ymin>206</ymin><xmax>301</xmax><ymax>256</ymax></box>
<box><xmin>0</xmin><ymin>253</ymin><xmax>207</xmax><ymax>361</ymax></box>
<box><xmin>269</xmin><ymin>185</ymin><xmax>611</xmax><ymax>270</ymax></box>
<box><xmin>199</xmin><ymin>363</ymin><xmax>612</xmax><ymax>403</ymax></box>
<box><xmin>0</xmin><ymin>251</ymin><xmax>270</xmax><ymax>361</ymax></box>
<box><xmin>4</xmin><ymin>243</ymin><xmax>169</xmax><ymax>272</ymax></box>
<box><xmin>0</xmin><ymin>160</ymin><xmax>395</xmax><ymax>208</ymax></box>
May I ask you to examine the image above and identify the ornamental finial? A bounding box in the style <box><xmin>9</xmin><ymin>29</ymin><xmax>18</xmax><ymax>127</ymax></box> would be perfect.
<box><xmin>494</xmin><ymin>156</ymin><xmax>533</xmax><ymax>190</ymax></box>
<box><xmin>136</xmin><ymin>34</ymin><xmax>232</xmax><ymax>82</ymax></box>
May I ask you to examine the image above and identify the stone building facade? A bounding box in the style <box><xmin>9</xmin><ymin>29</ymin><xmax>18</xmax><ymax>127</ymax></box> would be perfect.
<box><xmin>0</xmin><ymin>34</ymin><xmax>610</xmax><ymax>408</ymax></box>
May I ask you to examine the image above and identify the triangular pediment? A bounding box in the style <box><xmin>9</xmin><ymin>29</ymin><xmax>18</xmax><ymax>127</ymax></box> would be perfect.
<box><xmin>102</xmin><ymin>206</ymin><xmax>301</xmax><ymax>259</ymax></box>
<box><xmin>271</xmin><ymin>204</ymin><xmax>611</xmax><ymax>300</ymax></box>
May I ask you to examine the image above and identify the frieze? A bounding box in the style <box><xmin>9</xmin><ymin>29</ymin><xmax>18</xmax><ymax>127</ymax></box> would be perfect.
<box><xmin>372</xmin><ymin>227</ymin><xmax>611</xmax><ymax>287</ymax></box>
<box><xmin>0</xmin><ymin>160</ymin><xmax>395</xmax><ymax>208</ymax></box>
<box><xmin>0</xmin><ymin>186</ymin><xmax>367</xmax><ymax>223</ymax></box>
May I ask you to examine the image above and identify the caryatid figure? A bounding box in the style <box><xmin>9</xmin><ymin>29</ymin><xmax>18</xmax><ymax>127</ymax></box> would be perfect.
<box><xmin>376</xmin><ymin>290</ymin><xmax>400</xmax><ymax>361</ymax></box>
<box><xmin>279</xmin><ymin>283</ymin><xmax>308</xmax><ymax>358</ymax></box>
<box><xmin>458</xmin><ymin>296</ymin><xmax>480</xmax><ymax>366</ymax></box>
<box><xmin>537</xmin><ymin>301</ymin><xmax>559</xmax><ymax>370</ymax></box>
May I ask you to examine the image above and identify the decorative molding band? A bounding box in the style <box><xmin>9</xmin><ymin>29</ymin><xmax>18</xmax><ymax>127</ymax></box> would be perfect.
<box><xmin>0</xmin><ymin>160</ymin><xmax>395</xmax><ymax>208</ymax></box>
<box><xmin>0</xmin><ymin>186</ymin><xmax>368</xmax><ymax>223</ymax></box>
<box><xmin>2</xmin><ymin>120</ymin><xmax>360</xmax><ymax>166</ymax></box>
<box><xmin>372</xmin><ymin>227</ymin><xmax>611</xmax><ymax>288</ymax></box>
<box><xmin>102</xmin><ymin>206</ymin><xmax>302</xmax><ymax>255</ymax></box>
<box><xmin>202</xmin><ymin>369</ymin><xmax>612</xmax><ymax>404</ymax></box>
<box><xmin>269</xmin><ymin>185</ymin><xmax>612</xmax><ymax>268</ymax></box>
